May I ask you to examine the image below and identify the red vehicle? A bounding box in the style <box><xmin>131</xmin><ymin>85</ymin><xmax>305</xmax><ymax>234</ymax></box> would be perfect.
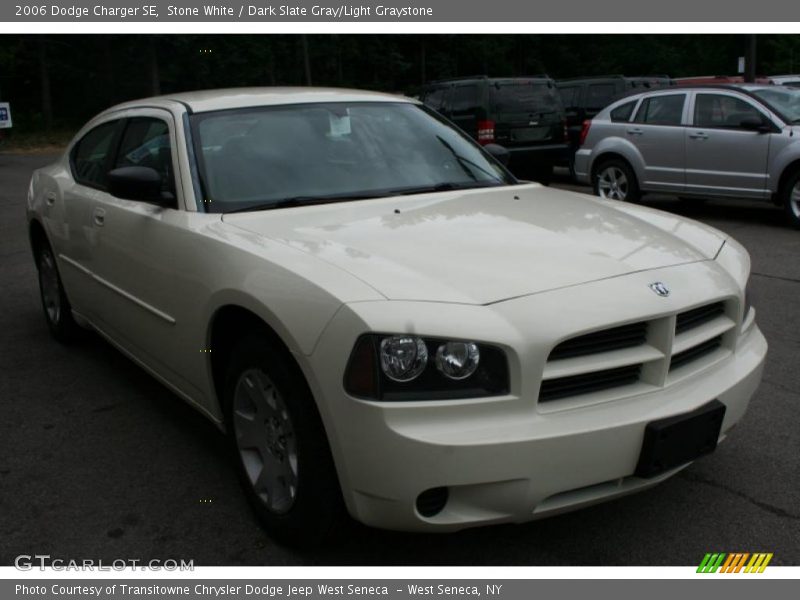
<box><xmin>674</xmin><ymin>75</ymin><xmax>771</xmax><ymax>85</ymax></box>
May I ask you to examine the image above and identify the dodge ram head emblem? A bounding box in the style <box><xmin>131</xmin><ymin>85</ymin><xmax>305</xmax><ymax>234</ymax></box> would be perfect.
<box><xmin>649</xmin><ymin>282</ymin><xmax>670</xmax><ymax>297</ymax></box>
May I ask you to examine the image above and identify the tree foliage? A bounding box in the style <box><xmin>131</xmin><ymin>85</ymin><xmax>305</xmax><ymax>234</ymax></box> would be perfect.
<box><xmin>0</xmin><ymin>34</ymin><xmax>797</xmax><ymax>132</ymax></box>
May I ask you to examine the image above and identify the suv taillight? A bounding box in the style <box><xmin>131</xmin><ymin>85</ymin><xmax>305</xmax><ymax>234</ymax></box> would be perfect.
<box><xmin>477</xmin><ymin>120</ymin><xmax>495</xmax><ymax>145</ymax></box>
<box><xmin>578</xmin><ymin>120</ymin><xmax>591</xmax><ymax>146</ymax></box>
<box><xmin>563</xmin><ymin>119</ymin><xmax>569</xmax><ymax>142</ymax></box>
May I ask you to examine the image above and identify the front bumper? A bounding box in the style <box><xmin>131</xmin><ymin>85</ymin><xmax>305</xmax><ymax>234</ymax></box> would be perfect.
<box><xmin>307</xmin><ymin>264</ymin><xmax>766</xmax><ymax>532</ymax></box>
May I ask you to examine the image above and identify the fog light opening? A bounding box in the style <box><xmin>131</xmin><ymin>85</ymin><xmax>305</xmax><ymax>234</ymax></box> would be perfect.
<box><xmin>415</xmin><ymin>487</ymin><xmax>449</xmax><ymax>518</ymax></box>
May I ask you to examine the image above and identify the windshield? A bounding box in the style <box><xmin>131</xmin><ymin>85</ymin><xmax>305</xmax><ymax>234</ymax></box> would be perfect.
<box><xmin>751</xmin><ymin>87</ymin><xmax>800</xmax><ymax>123</ymax></box>
<box><xmin>190</xmin><ymin>101</ymin><xmax>515</xmax><ymax>213</ymax></box>
<box><xmin>490</xmin><ymin>82</ymin><xmax>561</xmax><ymax>115</ymax></box>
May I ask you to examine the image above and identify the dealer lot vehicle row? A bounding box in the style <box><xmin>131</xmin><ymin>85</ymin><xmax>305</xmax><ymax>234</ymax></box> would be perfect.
<box><xmin>574</xmin><ymin>84</ymin><xmax>800</xmax><ymax>227</ymax></box>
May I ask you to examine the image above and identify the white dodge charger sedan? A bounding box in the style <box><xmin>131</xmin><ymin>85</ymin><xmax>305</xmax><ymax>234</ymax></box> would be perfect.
<box><xmin>27</xmin><ymin>88</ymin><xmax>766</xmax><ymax>542</ymax></box>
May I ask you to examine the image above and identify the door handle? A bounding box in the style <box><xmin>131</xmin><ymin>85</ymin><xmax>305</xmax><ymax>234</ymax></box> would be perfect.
<box><xmin>689</xmin><ymin>131</ymin><xmax>709</xmax><ymax>140</ymax></box>
<box><xmin>626</xmin><ymin>128</ymin><xmax>644</xmax><ymax>136</ymax></box>
<box><xmin>92</xmin><ymin>208</ymin><xmax>106</xmax><ymax>227</ymax></box>
<box><xmin>45</xmin><ymin>192</ymin><xmax>56</xmax><ymax>206</ymax></box>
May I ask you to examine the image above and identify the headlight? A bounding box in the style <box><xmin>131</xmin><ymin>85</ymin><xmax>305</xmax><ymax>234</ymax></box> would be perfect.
<box><xmin>344</xmin><ymin>334</ymin><xmax>509</xmax><ymax>401</ymax></box>
<box><xmin>379</xmin><ymin>336</ymin><xmax>428</xmax><ymax>382</ymax></box>
<box><xmin>435</xmin><ymin>341</ymin><xmax>480</xmax><ymax>380</ymax></box>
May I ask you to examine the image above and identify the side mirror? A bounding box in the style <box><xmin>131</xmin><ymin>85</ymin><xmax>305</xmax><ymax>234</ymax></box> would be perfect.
<box><xmin>107</xmin><ymin>167</ymin><xmax>166</xmax><ymax>203</ymax></box>
<box><xmin>739</xmin><ymin>116</ymin><xmax>771</xmax><ymax>133</ymax></box>
<box><xmin>484</xmin><ymin>143</ymin><xmax>510</xmax><ymax>167</ymax></box>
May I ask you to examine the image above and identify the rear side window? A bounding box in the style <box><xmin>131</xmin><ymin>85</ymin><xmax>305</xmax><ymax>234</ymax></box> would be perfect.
<box><xmin>422</xmin><ymin>88</ymin><xmax>447</xmax><ymax>113</ymax></box>
<box><xmin>586</xmin><ymin>83</ymin><xmax>617</xmax><ymax>112</ymax></box>
<box><xmin>610</xmin><ymin>100</ymin><xmax>638</xmax><ymax>122</ymax></box>
<box><xmin>633</xmin><ymin>94</ymin><xmax>686</xmax><ymax>126</ymax></box>
<box><xmin>558</xmin><ymin>85</ymin><xmax>581</xmax><ymax>109</ymax></box>
<box><xmin>114</xmin><ymin>117</ymin><xmax>174</xmax><ymax>194</ymax></box>
<box><xmin>71</xmin><ymin>121</ymin><xmax>119</xmax><ymax>188</ymax></box>
<box><xmin>449</xmin><ymin>85</ymin><xmax>480</xmax><ymax>114</ymax></box>
<box><xmin>693</xmin><ymin>94</ymin><xmax>763</xmax><ymax>129</ymax></box>
<box><xmin>491</xmin><ymin>82</ymin><xmax>560</xmax><ymax>114</ymax></box>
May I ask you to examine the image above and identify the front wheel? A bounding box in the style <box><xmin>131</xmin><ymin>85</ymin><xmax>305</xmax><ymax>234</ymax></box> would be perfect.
<box><xmin>593</xmin><ymin>159</ymin><xmax>640</xmax><ymax>202</ymax></box>
<box><xmin>781</xmin><ymin>170</ymin><xmax>800</xmax><ymax>229</ymax></box>
<box><xmin>224</xmin><ymin>335</ymin><xmax>346</xmax><ymax>546</ymax></box>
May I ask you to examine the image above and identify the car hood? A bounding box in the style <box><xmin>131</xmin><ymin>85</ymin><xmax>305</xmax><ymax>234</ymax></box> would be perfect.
<box><xmin>222</xmin><ymin>184</ymin><xmax>726</xmax><ymax>305</ymax></box>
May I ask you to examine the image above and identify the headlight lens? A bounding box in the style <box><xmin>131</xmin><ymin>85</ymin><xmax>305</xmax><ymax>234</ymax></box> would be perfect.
<box><xmin>379</xmin><ymin>336</ymin><xmax>428</xmax><ymax>382</ymax></box>
<box><xmin>344</xmin><ymin>334</ymin><xmax>509</xmax><ymax>401</ymax></box>
<box><xmin>436</xmin><ymin>341</ymin><xmax>480</xmax><ymax>380</ymax></box>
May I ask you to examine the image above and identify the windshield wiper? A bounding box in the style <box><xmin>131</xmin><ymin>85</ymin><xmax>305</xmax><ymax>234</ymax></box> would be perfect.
<box><xmin>392</xmin><ymin>181</ymin><xmax>503</xmax><ymax>196</ymax></box>
<box><xmin>436</xmin><ymin>135</ymin><xmax>500</xmax><ymax>181</ymax></box>
<box><xmin>226</xmin><ymin>193</ymin><xmax>383</xmax><ymax>213</ymax></box>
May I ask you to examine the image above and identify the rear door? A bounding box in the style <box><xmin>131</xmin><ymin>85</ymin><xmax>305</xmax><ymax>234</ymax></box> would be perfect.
<box><xmin>628</xmin><ymin>92</ymin><xmax>689</xmax><ymax>192</ymax></box>
<box><xmin>490</xmin><ymin>80</ymin><xmax>564</xmax><ymax>148</ymax></box>
<box><xmin>684</xmin><ymin>91</ymin><xmax>772</xmax><ymax>198</ymax></box>
<box><xmin>60</xmin><ymin>117</ymin><xmax>124</xmax><ymax>318</ymax></box>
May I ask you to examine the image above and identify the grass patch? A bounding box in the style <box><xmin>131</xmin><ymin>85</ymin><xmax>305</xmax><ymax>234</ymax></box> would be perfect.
<box><xmin>0</xmin><ymin>129</ymin><xmax>75</xmax><ymax>154</ymax></box>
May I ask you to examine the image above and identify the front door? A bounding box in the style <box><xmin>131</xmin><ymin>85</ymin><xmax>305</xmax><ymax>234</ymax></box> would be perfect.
<box><xmin>684</xmin><ymin>92</ymin><xmax>772</xmax><ymax>199</ymax></box>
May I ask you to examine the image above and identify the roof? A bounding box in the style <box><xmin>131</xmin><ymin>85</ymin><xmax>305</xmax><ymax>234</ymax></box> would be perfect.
<box><xmin>107</xmin><ymin>87</ymin><xmax>416</xmax><ymax>114</ymax></box>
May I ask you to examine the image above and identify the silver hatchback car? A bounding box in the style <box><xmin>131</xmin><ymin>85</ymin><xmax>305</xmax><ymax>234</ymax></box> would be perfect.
<box><xmin>574</xmin><ymin>85</ymin><xmax>800</xmax><ymax>227</ymax></box>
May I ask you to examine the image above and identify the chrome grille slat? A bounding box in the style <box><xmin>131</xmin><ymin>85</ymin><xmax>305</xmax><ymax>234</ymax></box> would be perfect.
<box><xmin>669</xmin><ymin>336</ymin><xmax>723</xmax><ymax>371</ymax></box>
<box><xmin>548</xmin><ymin>322</ymin><xmax>648</xmax><ymax>361</ymax></box>
<box><xmin>675</xmin><ymin>302</ymin><xmax>725</xmax><ymax>335</ymax></box>
<box><xmin>539</xmin><ymin>364</ymin><xmax>642</xmax><ymax>403</ymax></box>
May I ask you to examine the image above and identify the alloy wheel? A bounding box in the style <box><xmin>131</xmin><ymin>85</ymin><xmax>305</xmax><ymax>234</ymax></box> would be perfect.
<box><xmin>790</xmin><ymin>181</ymin><xmax>800</xmax><ymax>219</ymax></box>
<box><xmin>232</xmin><ymin>368</ymin><xmax>299</xmax><ymax>514</ymax></box>
<box><xmin>39</xmin><ymin>249</ymin><xmax>61</xmax><ymax>324</ymax></box>
<box><xmin>597</xmin><ymin>166</ymin><xmax>629</xmax><ymax>201</ymax></box>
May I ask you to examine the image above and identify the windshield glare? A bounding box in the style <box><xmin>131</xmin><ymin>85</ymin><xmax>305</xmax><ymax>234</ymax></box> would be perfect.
<box><xmin>752</xmin><ymin>87</ymin><xmax>800</xmax><ymax>122</ymax></box>
<box><xmin>192</xmin><ymin>102</ymin><xmax>514</xmax><ymax>212</ymax></box>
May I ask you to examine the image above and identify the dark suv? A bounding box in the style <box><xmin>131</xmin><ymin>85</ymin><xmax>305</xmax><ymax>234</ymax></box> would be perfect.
<box><xmin>419</xmin><ymin>76</ymin><xmax>568</xmax><ymax>182</ymax></box>
<box><xmin>556</xmin><ymin>76</ymin><xmax>673</xmax><ymax>169</ymax></box>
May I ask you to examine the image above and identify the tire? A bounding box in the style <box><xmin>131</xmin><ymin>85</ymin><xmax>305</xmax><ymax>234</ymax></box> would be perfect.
<box><xmin>223</xmin><ymin>334</ymin><xmax>346</xmax><ymax>546</ymax></box>
<box><xmin>593</xmin><ymin>159</ymin><xmax>640</xmax><ymax>202</ymax></box>
<box><xmin>37</xmin><ymin>243</ymin><xmax>80</xmax><ymax>343</ymax></box>
<box><xmin>781</xmin><ymin>169</ymin><xmax>800</xmax><ymax>229</ymax></box>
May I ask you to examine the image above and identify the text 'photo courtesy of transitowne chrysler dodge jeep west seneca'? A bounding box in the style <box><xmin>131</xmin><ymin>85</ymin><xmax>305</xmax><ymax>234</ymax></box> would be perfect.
<box><xmin>26</xmin><ymin>87</ymin><xmax>766</xmax><ymax>545</ymax></box>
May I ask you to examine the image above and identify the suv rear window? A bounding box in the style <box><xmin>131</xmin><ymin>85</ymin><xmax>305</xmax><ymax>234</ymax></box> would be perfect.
<box><xmin>491</xmin><ymin>82</ymin><xmax>560</xmax><ymax>114</ymax></box>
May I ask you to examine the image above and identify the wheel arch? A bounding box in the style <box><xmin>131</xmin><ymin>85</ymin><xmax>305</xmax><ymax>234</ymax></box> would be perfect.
<box><xmin>204</xmin><ymin>301</ymin><xmax>331</xmax><ymax>432</ymax></box>
<box><xmin>776</xmin><ymin>158</ymin><xmax>800</xmax><ymax>205</ymax></box>
<box><xmin>28</xmin><ymin>218</ymin><xmax>49</xmax><ymax>266</ymax></box>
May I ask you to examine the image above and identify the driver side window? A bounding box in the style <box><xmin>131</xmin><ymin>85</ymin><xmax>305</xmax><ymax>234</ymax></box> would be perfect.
<box><xmin>114</xmin><ymin>117</ymin><xmax>175</xmax><ymax>195</ymax></box>
<box><xmin>694</xmin><ymin>94</ymin><xmax>763</xmax><ymax>129</ymax></box>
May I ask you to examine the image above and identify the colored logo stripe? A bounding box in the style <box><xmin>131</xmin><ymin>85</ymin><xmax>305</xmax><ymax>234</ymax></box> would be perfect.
<box><xmin>697</xmin><ymin>553</ymin><xmax>773</xmax><ymax>573</ymax></box>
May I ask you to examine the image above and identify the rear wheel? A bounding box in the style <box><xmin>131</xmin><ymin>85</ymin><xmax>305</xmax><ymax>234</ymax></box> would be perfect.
<box><xmin>37</xmin><ymin>243</ymin><xmax>79</xmax><ymax>343</ymax></box>
<box><xmin>224</xmin><ymin>335</ymin><xmax>346</xmax><ymax>546</ymax></box>
<box><xmin>781</xmin><ymin>169</ymin><xmax>800</xmax><ymax>229</ymax></box>
<box><xmin>593</xmin><ymin>159</ymin><xmax>640</xmax><ymax>202</ymax></box>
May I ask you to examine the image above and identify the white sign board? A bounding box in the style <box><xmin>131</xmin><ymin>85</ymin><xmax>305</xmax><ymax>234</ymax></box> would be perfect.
<box><xmin>0</xmin><ymin>102</ymin><xmax>11</xmax><ymax>129</ymax></box>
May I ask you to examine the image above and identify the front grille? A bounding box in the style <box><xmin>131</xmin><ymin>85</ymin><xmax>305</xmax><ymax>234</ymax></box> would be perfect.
<box><xmin>539</xmin><ymin>364</ymin><xmax>642</xmax><ymax>403</ymax></box>
<box><xmin>548</xmin><ymin>321</ymin><xmax>648</xmax><ymax>361</ymax></box>
<box><xmin>675</xmin><ymin>302</ymin><xmax>725</xmax><ymax>335</ymax></box>
<box><xmin>669</xmin><ymin>336</ymin><xmax>723</xmax><ymax>371</ymax></box>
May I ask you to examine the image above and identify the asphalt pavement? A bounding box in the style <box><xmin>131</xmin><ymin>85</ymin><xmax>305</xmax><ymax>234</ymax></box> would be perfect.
<box><xmin>1</xmin><ymin>154</ymin><xmax>798</xmax><ymax>566</ymax></box>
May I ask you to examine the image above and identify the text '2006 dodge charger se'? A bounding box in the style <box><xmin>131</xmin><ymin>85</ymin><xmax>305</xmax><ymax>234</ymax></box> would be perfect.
<box><xmin>26</xmin><ymin>88</ymin><xmax>766</xmax><ymax>543</ymax></box>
